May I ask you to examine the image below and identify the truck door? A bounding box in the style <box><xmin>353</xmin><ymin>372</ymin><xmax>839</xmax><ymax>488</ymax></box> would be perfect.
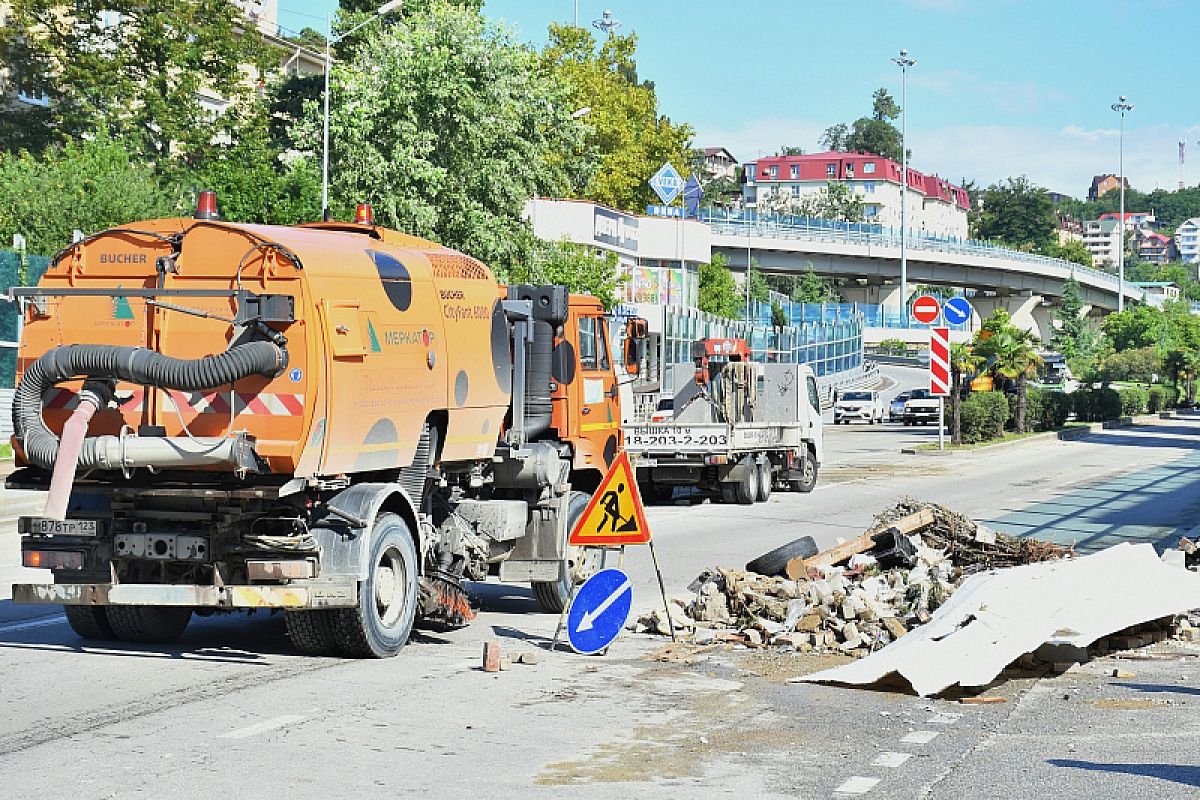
<box><xmin>805</xmin><ymin>372</ymin><xmax>824</xmax><ymax>462</ymax></box>
<box><xmin>577</xmin><ymin>315</ymin><xmax>618</xmax><ymax>427</ymax></box>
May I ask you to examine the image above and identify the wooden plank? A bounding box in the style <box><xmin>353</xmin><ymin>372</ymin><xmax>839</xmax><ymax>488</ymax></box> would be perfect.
<box><xmin>806</xmin><ymin>508</ymin><xmax>936</xmax><ymax>568</ymax></box>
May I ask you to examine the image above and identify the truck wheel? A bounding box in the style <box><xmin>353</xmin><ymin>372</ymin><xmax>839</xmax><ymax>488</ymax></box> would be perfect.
<box><xmin>106</xmin><ymin>605</ymin><xmax>192</xmax><ymax>644</ymax></box>
<box><xmin>331</xmin><ymin>513</ymin><xmax>418</xmax><ymax>658</ymax></box>
<box><xmin>64</xmin><ymin>605</ymin><xmax>115</xmax><ymax>640</ymax></box>
<box><xmin>641</xmin><ymin>481</ymin><xmax>674</xmax><ymax>504</ymax></box>
<box><xmin>746</xmin><ymin>536</ymin><xmax>819</xmax><ymax>576</ymax></box>
<box><xmin>734</xmin><ymin>458</ymin><xmax>758</xmax><ymax>505</ymax></box>
<box><xmin>789</xmin><ymin>455</ymin><xmax>818</xmax><ymax>493</ymax></box>
<box><xmin>755</xmin><ymin>459</ymin><xmax>772</xmax><ymax>502</ymax></box>
<box><xmin>285</xmin><ymin>610</ymin><xmax>339</xmax><ymax>656</ymax></box>
<box><xmin>532</xmin><ymin>491</ymin><xmax>592</xmax><ymax>614</ymax></box>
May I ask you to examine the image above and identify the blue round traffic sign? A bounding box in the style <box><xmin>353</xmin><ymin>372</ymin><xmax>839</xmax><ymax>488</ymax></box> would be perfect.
<box><xmin>943</xmin><ymin>296</ymin><xmax>973</xmax><ymax>326</ymax></box>
<box><xmin>567</xmin><ymin>568</ymin><xmax>634</xmax><ymax>655</ymax></box>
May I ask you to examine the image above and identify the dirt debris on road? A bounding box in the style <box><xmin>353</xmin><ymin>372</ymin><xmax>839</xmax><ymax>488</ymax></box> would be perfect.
<box><xmin>633</xmin><ymin>499</ymin><xmax>1073</xmax><ymax>659</ymax></box>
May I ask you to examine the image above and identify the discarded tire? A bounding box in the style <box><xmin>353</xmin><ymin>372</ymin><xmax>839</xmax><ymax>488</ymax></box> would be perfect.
<box><xmin>745</xmin><ymin>536</ymin><xmax>819</xmax><ymax>576</ymax></box>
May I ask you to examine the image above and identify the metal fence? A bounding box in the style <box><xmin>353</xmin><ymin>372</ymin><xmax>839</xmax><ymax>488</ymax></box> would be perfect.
<box><xmin>1</xmin><ymin>249</ymin><xmax>52</xmax><ymax>388</ymax></box>
<box><xmin>702</xmin><ymin>209</ymin><xmax>1138</xmax><ymax>297</ymax></box>
<box><xmin>661</xmin><ymin>304</ymin><xmax>863</xmax><ymax>378</ymax></box>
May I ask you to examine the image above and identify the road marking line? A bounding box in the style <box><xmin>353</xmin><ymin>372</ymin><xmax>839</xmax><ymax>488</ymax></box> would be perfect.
<box><xmin>0</xmin><ymin>615</ymin><xmax>67</xmax><ymax>633</ymax></box>
<box><xmin>901</xmin><ymin>730</ymin><xmax>940</xmax><ymax>745</ymax></box>
<box><xmin>219</xmin><ymin>713</ymin><xmax>309</xmax><ymax>740</ymax></box>
<box><xmin>872</xmin><ymin>752</ymin><xmax>913</xmax><ymax>768</ymax></box>
<box><xmin>834</xmin><ymin>776</ymin><xmax>881</xmax><ymax>794</ymax></box>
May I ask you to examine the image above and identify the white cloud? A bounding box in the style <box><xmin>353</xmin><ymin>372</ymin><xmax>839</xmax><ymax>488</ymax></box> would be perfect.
<box><xmin>695</xmin><ymin>117</ymin><xmax>1200</xmax><ymax>198</ymax></box>
<box><xmin>1060</xmin><ymin>125</ymin><xmax>1120</xmax><ymax>141</ymax></box>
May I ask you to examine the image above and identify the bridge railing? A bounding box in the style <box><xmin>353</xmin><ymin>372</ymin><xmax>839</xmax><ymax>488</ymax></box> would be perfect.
<box><xmin>703</xmin><ymin>210</ymin><xmax>1137</xmax><ymax>297</ymax></box>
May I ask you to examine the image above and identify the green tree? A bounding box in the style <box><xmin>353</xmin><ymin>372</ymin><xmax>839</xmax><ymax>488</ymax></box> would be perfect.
<box><xmin>1101</xmin><ymin>305</ymin><xmax>1164</xmax><ymax>352</ymax></box>
<box><xmin>192</xmin><ymin>113</ymin><xmax>322</xmax><ymax>225</ymax></box>
<box><xmin>1099</xmin><ymin>347</ymin><xmax>1161</xmax><ymax>383</ymax></box>
<box><xmin>949</xmin><ymin>342</ymin><xmax>984</xmax><ymax>445</ymax></box>
<box><xmin>975</xmin><ymin>176</ymin><xmax>1055</xmax><ymax>250</ymax></box>
<box><xmin>698</xmin><ymin>253</ymin><xmax>742</xmax><ymax>319</ymax></box>
<box><xmin>748</xmin><ymin>259</ymin><xmax>770</xmax><ymax>304</ymax></box>
<box><xmin>1044</xmin><ymin>238</ymin><xmax>1092</xmax><ymax>267</ymax></box>
<box><xmin>1052</xmin><ymin>276</ymin><xmax>1085</xmax><ymax>358</ymax></box>
<box><xmin>0</xmin><ymin>137</ymin><xmax>180</xmax><ymax>257</ymax></box>
<box><xmin>820</xmin><ymin>88</ymin><xmax>903</xmax><ymax>161</ymax></box>
<box><xmin>0</xmin><ymin>0</ymin><xmax>268</xmax><ymax>164</ymax></box>
<box><xmin>298</xmin><ymin>3</ymin><xmax>583</xmax><ymax>274</ymax></box>
<box><xmin>542</xmin><ymin>24</ymin><xmax>693</xmax><ymax>212</ymax></box>
<box><xmin>510</xmin><ymin>240</ymin><xmax>625</xmax><ymax>309</ymax></box>
<box><xmin>770</xmin><ymin>301</ymin><xmax>789</xmax><ymax>329</ymax></box>
<box><xmin>976</xmin><ymin>311</ymin><xmax>1043</xmax><ymax>433</ymax></box>
<box><xmin>794</xmin><ymin>265</ymin><xmax>838</xmax><ymax>303</ymax></box>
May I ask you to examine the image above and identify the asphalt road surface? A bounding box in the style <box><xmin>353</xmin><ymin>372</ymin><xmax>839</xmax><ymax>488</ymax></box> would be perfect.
<box><xmin>1</xmin><ymin>368</ymin><xmax>1198</xmax><ymax>799</ymax></box>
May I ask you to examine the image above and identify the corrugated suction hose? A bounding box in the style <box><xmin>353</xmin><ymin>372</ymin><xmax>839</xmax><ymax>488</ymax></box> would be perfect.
<box><xmin>13</xmin><ymin>341</ymin><xmax>287</xmax><ymax>471</ymax></box>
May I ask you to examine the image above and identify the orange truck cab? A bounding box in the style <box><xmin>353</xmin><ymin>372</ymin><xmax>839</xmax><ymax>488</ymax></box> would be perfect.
<box><xmin>6</xmin><ymin>201</ymin><xmax>644</xmax><ymax>658</ymax></box>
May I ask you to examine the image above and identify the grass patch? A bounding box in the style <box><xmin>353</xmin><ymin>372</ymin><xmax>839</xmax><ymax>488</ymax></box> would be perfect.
<box><xmin>913</xmin><ymin>423</ymin><xmax>1089</xmax><ymax>451</ymax></box>
<box><xmin>0</xmin><ymin>442</ymin><xmax>11</xmax><ymax>461</ymax></box>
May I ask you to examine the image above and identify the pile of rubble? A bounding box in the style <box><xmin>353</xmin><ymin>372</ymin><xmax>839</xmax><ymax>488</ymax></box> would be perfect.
<box><xmin>634</xmin><ymin>500</ymin><xmax>1074</xmax><ymax>656</ymax></box>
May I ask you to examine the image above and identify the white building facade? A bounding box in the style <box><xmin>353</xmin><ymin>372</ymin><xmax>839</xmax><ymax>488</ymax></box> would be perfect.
<box><xmin>525</xmin><ymin>198</ymin><xmax>709</xmax><ymax>309</ymax></box>
<box><xmin>1176</xmin><ymin>218</ymin><xmax>1200</xmax><ymax>265</ymax></box>
<box><xmin>742</xmin><ymin>151</ymin><xmax>970</xmax><ymax>239</ymax></box>
<box><xmin>1082</xmin><ymin>219</ymin><xmax>1122</xmax><ymax>268</ymax></box>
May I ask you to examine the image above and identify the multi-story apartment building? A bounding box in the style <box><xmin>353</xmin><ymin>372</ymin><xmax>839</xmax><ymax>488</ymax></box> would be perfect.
<box><xmin>1082</xmin><ymin>218</ymin><xmax>1122</xmax><ymax>268</ymax></box>
<box><xmin>1087</xmin><ymin>174</ymin><xmax>1130</xmax><ymax>201</ymax></box>
<box><xmin>699</xmin><ymin>147</ymin><xmax>739</xmax><ymax>182</ymax></box>
<box><xmin>1176</xmin><ymin>218</ymin><xmax>1200</xmax><ymax>265</ymax></box>
<box><xmin>1099</xmin><ymin>211</ymin><xmax>1156</xmax><ymax>230</ymax></box>
<box><xmin>1134</xmin><ymin>230</ymin><xmax>1173</xmax><ymax>265</ymax></box>
<box><xmin>741</xmin><ymin>151</ymin><xmax>970</xmax><ymax>239</ymax></box>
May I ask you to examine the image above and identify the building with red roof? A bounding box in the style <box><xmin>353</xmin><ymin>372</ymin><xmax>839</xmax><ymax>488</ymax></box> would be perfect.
<box><xmin>741</xmin><ymin>151</ymin><xmax>970</xmax><ymax>239</ymax></box>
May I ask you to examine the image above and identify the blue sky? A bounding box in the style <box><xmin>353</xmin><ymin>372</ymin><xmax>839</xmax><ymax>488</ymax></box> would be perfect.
<box><xmin>280</xmin><ymin>0</ymin><xmax>1199</xmax><ymax>198</ymax></box>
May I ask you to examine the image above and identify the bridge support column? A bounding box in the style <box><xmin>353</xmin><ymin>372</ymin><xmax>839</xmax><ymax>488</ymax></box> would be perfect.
<box><xmin>970</xmin><ymin>293</ymin><xmax>1050</xmax><ymax>341</ymax></box>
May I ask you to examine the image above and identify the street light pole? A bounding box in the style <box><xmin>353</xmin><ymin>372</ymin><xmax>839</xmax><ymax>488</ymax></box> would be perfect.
<box><xmin>892</xmin><ymin>49</ymin><xmax>916</xmax><ymax>327</ymax></box>
<box><xmin>1112</xmin><ymin>95</ymin><xmax>1134</xmax><ymax>313</ymax></box>
<box><xmin>321</xmin><ymin>0</ymin><xmax>404</xmax><ymax>221</ymax></box>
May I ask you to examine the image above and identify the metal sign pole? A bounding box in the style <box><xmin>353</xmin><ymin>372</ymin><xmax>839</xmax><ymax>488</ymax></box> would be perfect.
<box><xmin>648</xmin><ymin>539</ymin><xmax>676</xmax><ymax>642</ymax></box>
<box><xmin>939</xmin><ymin>396</ymin><xmax>945</xmax><ymax>451</ymax></box>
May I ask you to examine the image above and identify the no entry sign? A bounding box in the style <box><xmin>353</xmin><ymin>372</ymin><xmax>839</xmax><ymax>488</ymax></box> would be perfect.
<box><xmin>912</xmin><ymin>295</ymin><xmax>941</xmax><ymax>324</ymax></box>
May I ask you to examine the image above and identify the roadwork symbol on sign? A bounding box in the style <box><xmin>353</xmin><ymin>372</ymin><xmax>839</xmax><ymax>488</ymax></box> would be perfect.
<box><xmin>567</xmin><ymin>568</ymin><xmax>634</xmax><ymax>654</ymax></box>
<box><xmin>569</xmin><ymin>451</ymin><xmax>652</xmax><ymax>546</ymax></box>
<box><xmin>929</xmin><ymin>326</ymin><xmax>950</xmax><ymax>397</ymax></box>
<box><xmin>943</xmin><ymin>296</ymin><xmax>973</xmax><ymax>326</ymax></box>
<box><xmin>912</xmin><ymin>294</ymin><xmax>941</xmax><ymax>324</ymax></box>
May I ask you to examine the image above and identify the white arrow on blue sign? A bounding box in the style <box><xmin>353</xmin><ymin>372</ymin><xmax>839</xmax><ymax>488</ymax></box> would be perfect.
<box><xmin>649</xmin><ymin>162</ymin><xmax>685</xmax><ymax>205</ymax></box>
<box><xmin>567</xmin><ymin>567</ymin><xmax>634</xmax><ymax>654</ymax></box>
<box><xmin>943</xmin><ymin>296</ymin><xmax>973</xmax><ymax>326</ymax></box>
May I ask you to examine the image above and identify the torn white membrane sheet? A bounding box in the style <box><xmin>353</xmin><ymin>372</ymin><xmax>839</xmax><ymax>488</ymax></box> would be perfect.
<box><xmin>796</xmin><ymin>543</ymin><xmax>1200</xmax><ymax>697</ymax></box>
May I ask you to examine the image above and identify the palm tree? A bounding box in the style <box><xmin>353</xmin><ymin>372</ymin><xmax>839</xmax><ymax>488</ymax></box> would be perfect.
<box><xmin>982</xmin><ymin>328</ymin><xmax>1043</xmax><ymax>433</ymax></box>
<box><xmin>949</xmin><ymin>342</ymin><xmax>983</xmax><ymax>445</ymax></box>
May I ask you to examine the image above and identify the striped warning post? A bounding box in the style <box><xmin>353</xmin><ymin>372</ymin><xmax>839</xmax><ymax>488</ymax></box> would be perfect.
<box><xmin>929</xmin><ymin>327</ymin><xmax>950</xmax><ymax>397</ymax></box>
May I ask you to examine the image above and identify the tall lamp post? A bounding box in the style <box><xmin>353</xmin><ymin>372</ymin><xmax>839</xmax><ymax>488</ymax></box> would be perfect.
<box><xmin>322</xmin><ymin>0</ymin><xmax>404</xmax><ymax>220</ymax></box>
<box><xmin>891</xmin><ymin>49</ymin><xmax>916</xmax><ymax>326</ymax></box>
<box><xmin>1111</xmin><ymin>95</ymin><xmax>1134</xmax><ymax>313</ymax></box>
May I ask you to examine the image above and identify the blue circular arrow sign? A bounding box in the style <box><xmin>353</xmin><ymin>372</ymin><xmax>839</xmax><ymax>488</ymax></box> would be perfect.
<box><xmin>943</xmin><ymin>296</ymin><xmax>973</xmax><ymax>326</ymax></box>
<box><xmin>567</xmin><ymin>567</ymin><xmax>634</xmax><ymax>655</ymax></box>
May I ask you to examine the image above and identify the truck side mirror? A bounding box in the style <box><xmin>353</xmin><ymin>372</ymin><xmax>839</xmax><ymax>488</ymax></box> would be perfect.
<box><xmin>623</xmin><ymin>317</ymin><xmax>647</xmax><ymax>376</ymax></box>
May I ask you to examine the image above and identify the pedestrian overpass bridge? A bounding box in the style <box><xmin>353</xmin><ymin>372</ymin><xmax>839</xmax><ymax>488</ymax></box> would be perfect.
<box><xmin>708</xmin><ymin>216</ymin><xmax>1141</xmax><ymax>337</ymax></box>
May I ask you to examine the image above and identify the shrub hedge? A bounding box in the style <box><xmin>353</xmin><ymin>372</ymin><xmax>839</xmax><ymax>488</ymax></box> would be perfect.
<box><xmin>1072</xmin><ymin>387</ymin><xmax>1122</xmax><ymax>421</ymax></box>
<box><xmin>960</xmin><ymin>391</ymin><xmax>1008</xmax><ymax>443</ymax></box>
<box><xmin>1117</xmin><ymin>386</ymin><xmax>1148</xmax><ymax>417</ymax></box>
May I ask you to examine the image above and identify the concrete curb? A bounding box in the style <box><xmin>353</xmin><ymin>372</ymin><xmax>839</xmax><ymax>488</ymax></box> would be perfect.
<box><xmin>899</xmin><ymin>409</ymin><xmax>1199</xmax><ymax>456</ymax></box>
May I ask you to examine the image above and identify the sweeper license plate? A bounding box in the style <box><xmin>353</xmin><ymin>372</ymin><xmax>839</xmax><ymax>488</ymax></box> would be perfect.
<box><xmin>19</xmin><ymin>518</ymin><xmax>100</xmax><ymax>537</ymax></box>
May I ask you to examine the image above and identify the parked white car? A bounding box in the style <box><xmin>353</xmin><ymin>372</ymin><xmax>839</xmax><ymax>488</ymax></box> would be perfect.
<box><xmin>834</xmin><ymin>390</ymin><xmax>885</xmax><ymax>424</ymax></box>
